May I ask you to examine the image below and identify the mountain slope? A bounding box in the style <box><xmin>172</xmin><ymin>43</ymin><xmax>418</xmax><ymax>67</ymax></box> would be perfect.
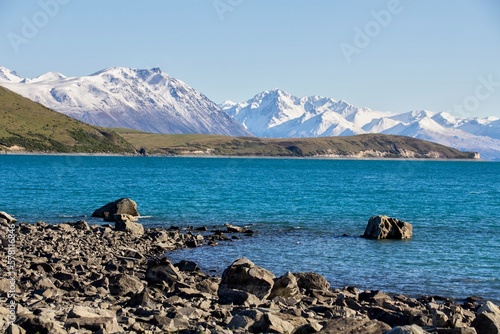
<box><xmin>223</xmin><ymin>90</ymin><xmax>500</xmax><ymax>160</ymax></box>
<box><xmin>0</xmin><ymin>86</ymin><xmax>135</xmax><ymax>153</ymax></box>
<box><xmin>0</xmin><ymin>66</ymin><xmax>250</xmax><ymax>136</ymax></box>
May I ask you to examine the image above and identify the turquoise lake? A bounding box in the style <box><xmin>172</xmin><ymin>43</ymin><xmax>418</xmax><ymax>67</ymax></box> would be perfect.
<box><xmin>1</xmin><ymin>155</ymin><xmax>499</xmax><ymax>302</ymax></box>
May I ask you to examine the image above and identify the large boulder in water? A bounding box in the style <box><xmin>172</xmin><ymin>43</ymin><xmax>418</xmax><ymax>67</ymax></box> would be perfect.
<box><xmin>218</xmin><ymin>258</ymin><xmax>275</xmax><ymax>303</ymax></box>
<box><xmin>91</xmin><ymin>198</ymin><xmax>139</xmax><ymax>221</ymax></box>
<box><xmin>363</xmin><ymin>215</ymin><xmax>413</xmax><ymax>240</ymax></box>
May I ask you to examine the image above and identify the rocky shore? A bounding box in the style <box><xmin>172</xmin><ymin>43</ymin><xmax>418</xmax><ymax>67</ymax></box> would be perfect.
<box><xmin>1</xmin><ymin>210</ymin><xmax>500</xmax><ymax>334</ymax></box>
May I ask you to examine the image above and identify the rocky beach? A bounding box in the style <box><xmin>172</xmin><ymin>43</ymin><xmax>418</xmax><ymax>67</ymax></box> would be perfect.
<box><xmin>1</xmin><ymin>202</ymin><xmax>500</xmax><ymax>334</ymax></box>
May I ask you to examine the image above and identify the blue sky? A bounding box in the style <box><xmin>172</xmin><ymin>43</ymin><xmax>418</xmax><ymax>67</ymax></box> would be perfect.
<box><xmin>1</xmin><ymin>0</ymin><xmax>499</xmax><ymax>117</ymax></box>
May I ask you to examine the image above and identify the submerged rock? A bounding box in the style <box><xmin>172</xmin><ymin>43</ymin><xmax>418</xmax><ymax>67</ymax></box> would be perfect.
<box><xmin>91</xmin><ymin>198</ymin><xmax>139</xmax><ymax>221</ymax></box>
<box><xmin>363</xmin><ymin>215</ymin><xmax>413</xmax><ymax>240</ymax></box>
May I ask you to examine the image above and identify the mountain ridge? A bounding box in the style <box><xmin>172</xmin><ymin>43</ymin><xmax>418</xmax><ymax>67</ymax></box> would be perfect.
<box><xmin>0</xmin><ymin>66</ymin><xmax>250</xmax><ymax>137</ymax></box>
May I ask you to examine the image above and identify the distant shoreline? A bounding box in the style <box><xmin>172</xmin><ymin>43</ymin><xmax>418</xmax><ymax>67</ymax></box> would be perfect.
<box><xmin>0</xmin><ymin>150</ymin><xmax>486</xmax><ymax>162</ymax></box>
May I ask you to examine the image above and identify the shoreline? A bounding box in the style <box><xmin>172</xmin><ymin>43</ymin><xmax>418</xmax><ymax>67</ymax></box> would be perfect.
<box><xmin>1</xmin><ymin>216</ymin><xmax>499</xmax><ymax>333</ymax></box>
<box><xmin>0</xmin><ymin>150</ymin><xmax>487</xmax><ymax>162</ymax></box>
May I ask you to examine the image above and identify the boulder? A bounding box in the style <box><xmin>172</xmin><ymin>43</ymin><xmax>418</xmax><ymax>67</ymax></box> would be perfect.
<box><xmin>269</xmin><ymin>271</ymin><xmax>302</xmax><ymax>300</ymax></box>
<box><xmin>218</xmin><ymin>258</ymin><xmax>275</xmax><ymax>301</ymax></box>
<box><xmin>91</xmin><ymin>198</ymin><xmax>139</xmax><ymax>221</ymax></box>
<box><xmin>293</xmin><ymin>272</ymin><xmax>330</xmax><ymax>293</ymax></box>
<box><xmin>472</xmin><ymin>301</ymin><xmax>500</xmax><ymax>334</ymax></box>
<box><xmin>363</xmin><ymin>215</ymin><xmax>413</xmax><ymax>240</ymax></box>
<box><xmin>0</xmin><ymin>211</ymin><xmax>16</xmax><ymax>226</ymax></box>
<box><xmin>114</xmin><ymin>214</ymin><xmax>144</xmax><ymax>235</ymax></box>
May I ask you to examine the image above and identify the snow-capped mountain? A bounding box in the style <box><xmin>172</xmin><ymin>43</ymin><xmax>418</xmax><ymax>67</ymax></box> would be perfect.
<box><xmin>224</xmin><ymin>89</ymin><xmax>391</xmax><ymax>138</ymax></box>
<box><xmin>0</xmin><ymin>66</ymin><xmax>23</xmax><ymax>83</ymax></box>
<box><xmin>223</xmin><ymin>90</ymin><xmax>500</xmax><ymax>160</ymax></box>
<box><xmin>0</xmin><ymin>66</ymin><xmax>250</xmax><ymax>136</ymax></box>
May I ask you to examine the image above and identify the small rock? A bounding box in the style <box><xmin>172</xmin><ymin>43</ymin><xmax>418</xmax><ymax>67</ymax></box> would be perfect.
<box><xmin>108</xmin><ymin>273</ymin><xmax>144</xmax><ymax>296</ymax></box>
<box><xmin>225</xmin><ymin>223</ymin><xmax>247</xmax><ymax>233</ymax></box>
<box><xmin>146</xmin><ymin>258</ymin><xmax>184</xmax><ymax>285</ymax></box>
<box><xmin>385</xmin><ymin>324</ymin><xmax>430</xmax><ymax>334</ymax></box>
<box><xmin>5</xmin><ymin>324</ymin><xmax>27</xmax><ymax>334</ymax></box>
<box><xmin>251</xmin><ymin>313</ymin><xmax>295</xmax><ymax>334</ymax></box>
<box><xmin>68</xmin><ymin>220</ymin><xmax>90</xmax><ymax>230</ymax></box>
<box><xmin>175</xmin><ymin>260</ymin><xmax>200</xmax><ymax>272</ymax></box>
<box><xmin>227</xmin><ymin>314</ymin><xmax>254</xmax><ymax>330</ymax></box>
<box><xmin>114</xmin><ymin>215</ymin><xmax>144</xmax><ymax>235</ymax></box>
<box><xmin>66</xmin><ymin>306</ymin><xmax>122</xmax><ymax>333</ymax></box>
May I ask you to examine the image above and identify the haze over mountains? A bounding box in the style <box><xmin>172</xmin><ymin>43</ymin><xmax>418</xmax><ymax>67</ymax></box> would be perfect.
<box><xmin>1</xmin><ymin>65</ymin><xmax>499</xmax><ymax>160</ymax></box>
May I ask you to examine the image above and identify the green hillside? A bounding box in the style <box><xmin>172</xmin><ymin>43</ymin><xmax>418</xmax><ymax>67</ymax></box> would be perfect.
<box><xmin>0</xmin><ymin>86</ymin><xmax>135</xmax><ymax>153</ymax></box>
<box><xmin>115</xmin><ymin>129</ymin><xmax>478</xmax><ymax>159</ymax></box>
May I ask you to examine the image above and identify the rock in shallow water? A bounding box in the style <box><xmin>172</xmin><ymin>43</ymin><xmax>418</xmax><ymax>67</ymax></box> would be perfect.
<box><xmin>91</xmin><ymin>198</ymin><xmax>139</xmax><ymax>221</ymax></box>
<box><xmin>363</xmin><ymin>215</ymin><xmax>413</xmax><ymax>240</ymax></box>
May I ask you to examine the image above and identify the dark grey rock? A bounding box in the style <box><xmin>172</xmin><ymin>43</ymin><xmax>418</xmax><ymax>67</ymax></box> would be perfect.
<box><xmin>363</xmin><ymin>215</ymin><xmax>413</xmax><ymax>240</ymax></box>
<box><xmin>91</xmin><ymin>198</ymin><xmax>139</xmax><ymax>221</ymax></box>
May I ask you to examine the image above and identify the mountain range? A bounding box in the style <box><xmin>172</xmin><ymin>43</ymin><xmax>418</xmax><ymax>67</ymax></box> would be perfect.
<box><xmin>0</xmin><ymin>65</ymin><xmax>250</xmax><ymax>137</ymax></box>
<box><xmin>223</xmin><ymin>89</ymin><xmax>500</xmax><ymax>160</ymax></box>
<box><xmin>1</xmin><ymin>65</ymin><xmax>499</xmax><ymax>160</ymax></box>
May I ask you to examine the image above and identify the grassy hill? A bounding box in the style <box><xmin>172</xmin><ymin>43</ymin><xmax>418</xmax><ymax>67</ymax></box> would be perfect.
<box><xmin>115</xmin><ymin>129</ymin><xmax>479</xmax><ymax>159</ymax></box>
<box><xmin>0</xmin><ymin>86</ymin><xmax>135</xmax><ymax>153</ymax></box>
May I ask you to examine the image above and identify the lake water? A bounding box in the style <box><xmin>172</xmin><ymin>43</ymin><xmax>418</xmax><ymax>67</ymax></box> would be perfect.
<box><xmin>1</xmin><ymin>155</ymin><xmax>499</xmax><ymax>302</ymax></box>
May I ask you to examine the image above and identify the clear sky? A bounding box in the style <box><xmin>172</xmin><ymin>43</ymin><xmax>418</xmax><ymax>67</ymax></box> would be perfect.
<box><xmin>1</xmin><ymin>0</ymin><xmax>499</xmax><ymax>117</ymax></box>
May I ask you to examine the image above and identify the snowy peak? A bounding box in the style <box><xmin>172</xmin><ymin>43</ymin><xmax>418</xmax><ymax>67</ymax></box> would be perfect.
<box><xmin>222</xmin><ymin>89</ymin><xmax>388</xmax><ymax>138</ymax></box>
<box><xmin>30</xmin><ymin>72</ymin><xmax>67</xmax><ymax>83</ymax></box>
<box><xmin>0</xmin><ymin>65</ymin><xmax>250</xmax><ymax>136</ymax></box>
<box><xmin>0</xmin><ymin>66</ymin><xmax>23</xmax><ymax>83</ymax></box>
